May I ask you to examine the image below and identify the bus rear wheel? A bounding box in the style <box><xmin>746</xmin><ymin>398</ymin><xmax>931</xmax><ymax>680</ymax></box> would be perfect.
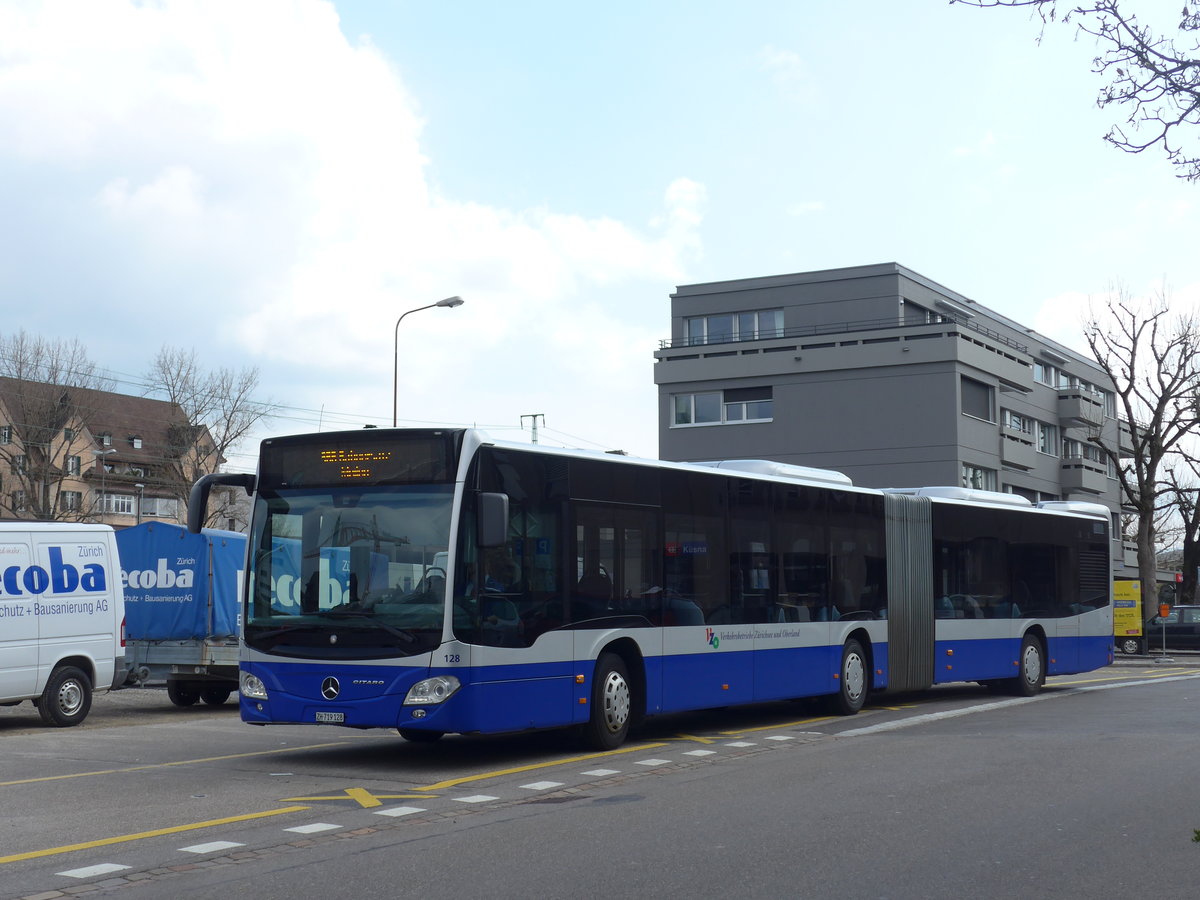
<box><xmin>1011</xmin><ymin>634</ymin><xmax>1045</xmax><ymax>696</ymax></box>
<box><xmin>582</xmin><ymin>653</ymin><xmax>632</xmax><ymax>750</ymax></box>
<box><xmin>831</xmin><ymin>639</ymin><xmax>868</xmax><ymax>716</ymax></box>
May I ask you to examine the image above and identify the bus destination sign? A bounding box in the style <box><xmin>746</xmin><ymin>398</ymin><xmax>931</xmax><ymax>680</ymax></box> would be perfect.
<box><xmin>259</xmin><ymin>430</ymin><xmax>461</xmax><ymax>488</ymax></box>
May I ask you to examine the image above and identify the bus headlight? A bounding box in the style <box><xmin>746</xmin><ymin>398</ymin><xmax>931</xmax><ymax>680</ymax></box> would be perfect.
<box><xmin>240</xmin><ymin>672</ymin><xmax>269</xmax><ymax>700</ymax></box>
<box><xmin>404</xmin><ymin>675</ymin><xmax>461</xmax><ymax>705</ymax></box>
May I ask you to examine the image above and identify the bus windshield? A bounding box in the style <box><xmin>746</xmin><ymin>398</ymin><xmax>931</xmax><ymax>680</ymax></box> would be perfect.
<box><xmin>245</xmin><ymin>483</ymin><xmax>455</xmax><ymax>659</ymax></box>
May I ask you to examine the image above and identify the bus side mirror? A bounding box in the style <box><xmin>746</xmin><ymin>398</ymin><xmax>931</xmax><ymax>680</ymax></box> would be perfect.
<box><xmin>187</xmin><ymin>473</ymin><xmax>257</xmax><ymax>533</ymax></box>
<box><xmin>477</xmin><ymin>492</ymin><xmax>509</xmax><ymax>548</ymax></box>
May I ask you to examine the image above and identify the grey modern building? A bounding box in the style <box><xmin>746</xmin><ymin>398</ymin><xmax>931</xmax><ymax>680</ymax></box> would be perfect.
<box><xmin>654</xmin><ymin>262</ymin><xmax>1136</xmax><ymax>574</ymax></box>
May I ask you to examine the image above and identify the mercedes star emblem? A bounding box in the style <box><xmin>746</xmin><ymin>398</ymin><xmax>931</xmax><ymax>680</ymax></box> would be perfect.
<box><xmin>321</xmin><ymin>676</ymin><xmax>340</xmax><ymax>700</ymax></box>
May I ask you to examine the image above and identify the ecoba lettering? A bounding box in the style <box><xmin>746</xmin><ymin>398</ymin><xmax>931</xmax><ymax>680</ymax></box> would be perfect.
<box><xmin>0</xmin><ymin>547</ymin><xmax>108</xmax><ymax>597</ymax></box>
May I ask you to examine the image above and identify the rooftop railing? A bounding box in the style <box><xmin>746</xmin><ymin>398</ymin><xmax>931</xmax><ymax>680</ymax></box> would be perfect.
<box><xmin>658</xmin><ymin>314</ymin><xmax>1029</xmax><ymax>354</ymax></box>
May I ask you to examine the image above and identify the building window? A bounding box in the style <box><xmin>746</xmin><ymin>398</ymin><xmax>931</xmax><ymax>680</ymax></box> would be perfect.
<box><xmin>66</xmin><ymin>455</ymin><xmax>81</xmax><ymax>476</ymax></box>
<box><xmin>1062</xmin><ymin>438</ymin><xmax>1104</xmax><ymax>463</ymax></box>
<box><xmin>0</xmin><ymin>425</ymin><xmax>11</xmax><ymax>444</ymax></box>
<box><xmin>1001</xmin><ymin>409</ymin><xmax>1032</xmax><ymax>435</ymax></box>
<box><xmin>103</xmin><ymin>494</ymin><xmax>135</xmax><ymax>515</ymax></box>
<box><xmin>130</xmin><ymin>436</ymin><xmax>142</xmax><ymax>449</ymax></box>
<box><xmin>13</xmin><ymin>490</ymin><xmax>26</xmax><ymax>511</ymax></box>
<box><xmin>685</xmin><ymin>309</ymin><xmax>783</xmax><ymax>346</ymax></box>
<box><xmin>1037</xmin><ymin>422</ymin><xmax>1058</xmax><ymax>455</ymax></box>
<box><xmin>140</xmin><ymin>497</ymin><xmax>178</xmax><ymax>519</ymax></box>
<box><xmin>723</xmin><ymin>386</ymin><xmax>773</xmax><ymax>422</ymax></box>
<box><xmin>101</xmin><ymin>433</ymin><xmax>112</xmax><ymax>447</ymax></box>
<box><xmin>60</xmin><ymin>491</ymin><xmax>82</xmax><ymax>512</ymax></box>
<box><xmin>961</xmin><ymin>464</ymin><xmax>997</xmax><ymax>491</ymax></box>
<box><xmin>64</xmin><ymin>428</ymin><xmax>76</xmax><ymax>441</ymax></box>
<box><xmin>12</xmin><ymin>454</ymin><xmax>27</xmax><ymax>474</ymax></box>
<box><xmin>673</xmin><ymin>392</ymin><xmax>722</xmax><ymax>425</ymax></box>
<box><xmin>960</xmin><ymin>377</ymin><xmax>995</xmax><ymax>422</ymax></box>
<box><xmin>673</xmin><ymin>388</ymin><xmax>773</xmax><ymax>426</ymax></box>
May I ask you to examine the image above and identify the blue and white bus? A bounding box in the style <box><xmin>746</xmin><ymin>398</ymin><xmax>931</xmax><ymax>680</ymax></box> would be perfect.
<box><xmin>189</xmin><ymin>428</ymin><xmax>1113</xmax><ymax>749</ymax></box>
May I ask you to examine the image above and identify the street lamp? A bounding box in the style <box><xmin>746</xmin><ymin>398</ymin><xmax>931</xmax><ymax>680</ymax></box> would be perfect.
<box><xmin>393</xmin><ymin>296</ymin><xmax>464</xmax><ymax>427</ymax></box>
<box><xmin>134</xmin><ymin>483</ymin><xmax>144</xmax><ymax>525</ymax></box>
<box><xmin>93</xmin><ymin>448</ymin><xmax>116</xmax><ymax>521</ymax></box>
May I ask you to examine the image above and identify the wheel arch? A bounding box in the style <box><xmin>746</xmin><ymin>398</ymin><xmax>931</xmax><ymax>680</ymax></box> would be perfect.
<box><xmin>44</xmin><ymin>654</ymin><xmax>96</xmax><ymax>688</ymax></box>
<box><xmin>844</xmin><ymin>626</ymin><xmax>874</xmax><ymax>684</ymax></box>
<box><xmin>595</xmin><ymin>637</ymin><xmax>646</xmax><ymax>724</ymax></box>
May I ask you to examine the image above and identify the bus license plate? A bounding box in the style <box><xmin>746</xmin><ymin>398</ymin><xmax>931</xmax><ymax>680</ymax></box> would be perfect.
<box><xmin>315</xmin><ymin>711</ymin><xmax>344</xmax><ymax>723</ymax></box>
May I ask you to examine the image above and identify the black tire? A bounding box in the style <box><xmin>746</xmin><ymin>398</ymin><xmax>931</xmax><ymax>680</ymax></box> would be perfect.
<box><xmin>831</xmin><ymin>639</ymin><xmax>868</xmax><ymax>715</ymax></box>
<box><xmin>581</xmin><ymin>652</ymin><xmax>633</xmax><ymax>750</ymax></box>
<box><xmin>167</xmin><ymin>681</ymin><xmax>200</xmax><ymax>708</ymax></box>
<box><xmin>1011</xmin><ymin>633</ymin><xmax>1046</xmax><ymax>696</ymax></box>
<box><xmin>38</xmin><ymin>666</ymin><xmax>92</xmax><ymax>727</ymax></box>
<box><xmin>201</xmin><ymin>687</ymin><xmax>232</xmax><ymax>706</ymax></box>
<box><xmin>1119</xmin><ymin>637</ymin><xmax>1140</xmax><ymax>655</ymax></box>
<box><xmin>398</xmin><ymin>728</ymin><xmax>444</xmax><ymax>743</ymax></box>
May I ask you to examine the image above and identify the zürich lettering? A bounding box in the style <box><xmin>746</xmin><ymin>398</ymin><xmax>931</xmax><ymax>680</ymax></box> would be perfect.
<box><xmin>0</xmin><ymin>547</ymin><xmax>107</xmax><ymax>597</ymax></box>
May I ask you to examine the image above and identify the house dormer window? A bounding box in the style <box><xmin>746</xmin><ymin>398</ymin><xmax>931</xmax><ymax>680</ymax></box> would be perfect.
<box><xmin>130</xmin><ymin>436</ymin><xmax>142</xmax><ymax>450</ymax></box>
<box><xmin>102</xmin><ymin>433</ymin><xmax>112</xmax><ymax>447</ymax></box>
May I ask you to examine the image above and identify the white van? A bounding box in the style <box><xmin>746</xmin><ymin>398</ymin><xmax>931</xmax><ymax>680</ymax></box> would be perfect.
<box><xmin>0</xmin><ymin>522</ymin><xmax>126</xmax><ymax>726</ymax></box>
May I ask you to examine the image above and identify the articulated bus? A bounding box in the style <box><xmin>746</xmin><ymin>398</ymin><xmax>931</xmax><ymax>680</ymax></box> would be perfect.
<box><xmin>189</xmin><ymin>428</ymin><xmax>1113</xmax><ymax>749</ymax></box>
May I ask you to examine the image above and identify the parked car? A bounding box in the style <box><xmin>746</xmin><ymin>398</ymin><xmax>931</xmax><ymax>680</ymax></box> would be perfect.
<box><xmin>1141</xmin><ymin>605</ymin><xmax>1200</xmax><ymax>653</ymax></box>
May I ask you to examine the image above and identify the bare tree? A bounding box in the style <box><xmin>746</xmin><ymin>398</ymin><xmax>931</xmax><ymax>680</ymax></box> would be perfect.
<box><xmin>1164</xmin><ymin>458</ymin><xmax>1200</xmax><ymax>604</ymax></box>
<box><xmin>954</xmin><ymin>1</ymin><xmax>1200</xmax><ymax>180</ymax></box>
<box><xmin>1081</xmin><ymin>286</ymin><xmax>1200</xmax><ymax>619</ymax></box>
<box><xmin>0</xmin><ymin>331</ymin><xmax>115</xmax><ymax>520</ymax></box>
<box><xmin>144</xmin><ymin>347</ymin><xmax>275</xmax><ymax>528</ymax></box>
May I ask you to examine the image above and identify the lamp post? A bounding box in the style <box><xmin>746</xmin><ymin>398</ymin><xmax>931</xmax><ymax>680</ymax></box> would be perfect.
<box><xmin>93</xmin><ymin>448</ymin><xmax>116</xmax><ymax>522</ymax></box>
<box><xmin>134</xmin><ymin>483</ymin><xmax>144</xmax><ymax>525</ymax></box>
<box><xmin>393</xmin><ymin>296</ymin><xmax>464</xmax><ymax>427</ymax></box>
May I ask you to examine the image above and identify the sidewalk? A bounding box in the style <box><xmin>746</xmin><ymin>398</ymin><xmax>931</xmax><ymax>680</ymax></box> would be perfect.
<box><xmin>1112</xmin><ymin>650</ymin><xmax>1199</xmax><ymax>667</ymax></box>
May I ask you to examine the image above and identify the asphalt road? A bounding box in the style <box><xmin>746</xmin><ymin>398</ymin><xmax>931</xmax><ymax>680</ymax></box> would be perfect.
<box><xmin>2</xmin><ymin>659</ymin><xmax>1199</xmax><ymax>899</ymax></box>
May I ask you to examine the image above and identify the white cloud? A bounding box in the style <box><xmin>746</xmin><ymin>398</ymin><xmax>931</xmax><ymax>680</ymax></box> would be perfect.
<box><xmin>0</xmin><ymin>0</ymin><xmax>704</xmax><ymax>458</ymax></box>
<box><xmin>758</xmin><ymin>45</ymin><xmax>816</xmax><ymax>103</ymax></box>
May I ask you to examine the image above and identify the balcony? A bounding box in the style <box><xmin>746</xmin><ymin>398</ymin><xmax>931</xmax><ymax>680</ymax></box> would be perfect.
<box><xmin>999</xmin><ymin>435</ymin><xmax>1035</xmax><ymax>470</ymax></box>
<box><xmin>1058</xmin><ymin>390</ymin><xmax>1105</xmax><ymax>426</ymax></box>
<box><xmin>1060</xmin><ymin>461</ymin><xmax>1109</xmax><ymax>494</ymax></box>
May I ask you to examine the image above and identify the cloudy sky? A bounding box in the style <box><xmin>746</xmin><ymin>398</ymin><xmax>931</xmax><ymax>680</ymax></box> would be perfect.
<box><xmin>1</xmin><ymin>0</ymin><xmax>1196</xmax><ymax>470</ymax></box>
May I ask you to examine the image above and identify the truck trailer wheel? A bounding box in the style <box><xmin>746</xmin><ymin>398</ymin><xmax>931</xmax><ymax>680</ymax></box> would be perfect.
<box><xmin>201</xmin><ymin>687</ymin><xmax>232</xmax><ymax>706</ymax></box>
<box><xmin>38</xmin><ymin>666</ymin><xmax>92</xmax><ymax>727</ymax></box>
<box><xmin>167</xmin><ymin>681</ymin><xmax>200</xmax><ymax>707</ymax></box>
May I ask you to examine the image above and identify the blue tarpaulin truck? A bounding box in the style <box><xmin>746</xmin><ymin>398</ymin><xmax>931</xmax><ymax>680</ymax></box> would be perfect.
<box><xmin>115</xmin><ymin>522</ymin><xmax>245</xmax><ymax>707</ymax></box>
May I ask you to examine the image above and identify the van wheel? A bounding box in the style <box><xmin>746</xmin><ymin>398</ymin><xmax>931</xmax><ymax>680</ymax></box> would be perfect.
<box><xmin>38</xmin><ymin>666</ymin><xmax>92</xmax><ymax>727</ymax></box>
<box><xmin>167</xmin><ymin>681</ymin><xmax>199</xmax><ymax>707</ymax></box>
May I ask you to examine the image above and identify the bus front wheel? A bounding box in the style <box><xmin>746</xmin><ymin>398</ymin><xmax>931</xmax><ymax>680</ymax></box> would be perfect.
<box><xmin>831</xmin><ymin>639</ymin><xmax>868</xmax><ymax>716</ymax></box>
<box><xmin>398</xmin><ymin>728</ymin><xmax>444</xmax><ymax>743</ymax></box>
<box><xmin>582</xmin><ymin>653</ymin><xmax>632</xmax><ymax>750</ymax></box>
<box><xmin>1012</xmin><ymin>634</ymin><xmax>1045</xmax><ymax>696</ymax></box>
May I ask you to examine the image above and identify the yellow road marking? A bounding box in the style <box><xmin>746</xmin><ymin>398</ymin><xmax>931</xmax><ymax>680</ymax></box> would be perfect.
<box><xmin>661</xmin><ymin>733</ymin><xmax>717</xmax><ymax>744</ymax></box>
<box><xmin>719</xmin><ymin>713</ymin><xmax>840</xmax><ymax>736</ymax></box>
<box><xmin>281</xmin><ymin>788</ymin><xmax>434</xmax><ymax>807</ymax></box>
<box><xmin>0</xmin><ymin>806</ymin><xmax>311</xmax><ymax>866</ymax></box>
<box><xmin>415</xmin><ymin>742</ymin><xmax>668</xmax><ymax>792</ymax></box>
<box><xmin>0</xmin><ymin>742</ymin><xmax>351</xmax><ymax>789</ymax></box>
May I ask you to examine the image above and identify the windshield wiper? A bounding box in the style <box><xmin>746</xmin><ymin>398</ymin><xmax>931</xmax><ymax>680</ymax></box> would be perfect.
<box><xmin>312</xmin><ymin>610</ymin><xmax>419</xmax><ymax>645</ymax></box>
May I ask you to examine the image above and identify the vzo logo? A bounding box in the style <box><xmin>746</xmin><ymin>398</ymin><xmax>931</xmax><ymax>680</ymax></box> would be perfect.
<box><xmin>705</xmin><ymin>627</ymin><xmax>720</xmax><ymax>650</ymax></box>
